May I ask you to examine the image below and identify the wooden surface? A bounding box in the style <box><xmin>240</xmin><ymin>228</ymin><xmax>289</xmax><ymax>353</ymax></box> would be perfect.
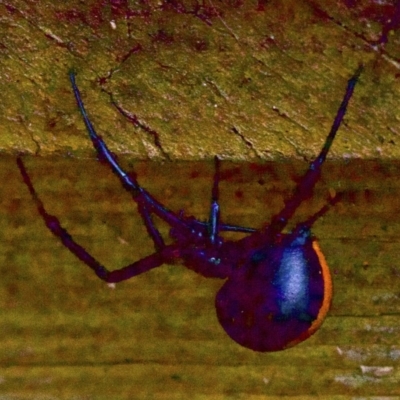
<box><xmin>1</xmin><ymin>1</ymin><xmax>400</xmax><ymax>398</ymax></box>
<box><xmin>1</xmin><ymin>0</ymin><xmax>400</xmax><ymax>159</ymax></box>
<box><xmin>1</xmin><ymin>155</ymin><xmax>400</xmax><ymax>398</ymax></box>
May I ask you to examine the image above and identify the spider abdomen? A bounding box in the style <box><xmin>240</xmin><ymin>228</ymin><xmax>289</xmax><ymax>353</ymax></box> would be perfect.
<box><xmin>215</xmin><ymin>236</ymin><xmax>332</xmax><ymax>352</ymax></box>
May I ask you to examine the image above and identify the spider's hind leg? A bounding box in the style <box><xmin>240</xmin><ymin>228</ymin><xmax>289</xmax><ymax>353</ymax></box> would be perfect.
<box><xmin>16</xmin><ymin>157</ymin><xmax>176</xmax><ymax>283</ymax></box>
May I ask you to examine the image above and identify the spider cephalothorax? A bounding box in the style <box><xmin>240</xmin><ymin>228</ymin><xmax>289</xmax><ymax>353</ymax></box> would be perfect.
<box><xmin>18</xmin><ymin>66</ymin><xmax>361</xmax><ymax>352</ymax></box>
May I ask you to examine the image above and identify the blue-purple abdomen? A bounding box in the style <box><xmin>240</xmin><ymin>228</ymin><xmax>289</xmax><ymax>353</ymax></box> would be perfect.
<box><xmin>215</xmin><ymin>236</ymin><xmax>332</xmax><ymax>352</ymax></box>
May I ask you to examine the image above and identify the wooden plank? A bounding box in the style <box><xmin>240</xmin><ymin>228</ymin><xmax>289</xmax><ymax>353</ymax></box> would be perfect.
<box><xmin>1</xmin><ymin>155</ymin><xmax>399</xmax><ymax>397</ymax></box>
<box><xmin>0</xmin><ymin>1</ymin><xmax>399</xmax><ymax>159</ymax></box>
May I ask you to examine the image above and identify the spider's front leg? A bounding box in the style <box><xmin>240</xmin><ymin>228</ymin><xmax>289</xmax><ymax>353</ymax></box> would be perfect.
<box><xmin>17</xmin><ymin>158</ymin><xmax>180</xmax><ymax>283</ymax></box>
<box><xmin>69</xmin><ymin>71</ymin><xmax>191</xmax><ymax>246</ymax></box>
<box><xmin>270</xmin><ymin>65</ymin><xmax>363</xmax><ymax>233</ymax></box>
<box><xmin>70</xmin><ymin>72</ymin><xmax>258</xmax><ymax>245</ymax></box>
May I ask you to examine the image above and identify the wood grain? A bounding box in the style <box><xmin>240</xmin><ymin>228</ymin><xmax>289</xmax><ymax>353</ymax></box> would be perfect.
<box><xmin>1</xmin><ymin>155</ymin><xmax>399</xmax><ymax>398</ymax></box>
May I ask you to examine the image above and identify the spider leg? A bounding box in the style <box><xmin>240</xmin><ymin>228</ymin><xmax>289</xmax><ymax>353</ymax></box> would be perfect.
<box><xmin>290</xmin><ymin>192</ymin><xmax>343</xmax><ymax>238</ymax></box>
<box><xmin>69</xmin><ymin>72</ymin><xmax>191</xmax><ymax>237</ymax></box>
<box><xmin>270</xmin><ymin>65</ymin><xmax>362</xmax><ymax>233</ymax></box>
<box><xmin>138</xmin><ymin>203</ymin><xmax>165</xmax><ymax>251</ymax></box>
<box><xmin>218</xmin><ymin>223</ymin><xmax>257</xmax><ymax>233</ymax></box>
<box><xmin>207</xmin><ymin>156</ymin><xmax>221</xmax><ymax>244</ymax></box>
<box><xmin>205</xmin><ymin>157</ymin><xmax>259</xmax><ymax>236</ymax></box>
<box><xmin>70</xmin><ymin>72</ymin><xmax>259</xmax><ymax>238</ymax></box>
<box><xmin>195</xmin><ymin>220</ymin><xmax>257</xmax><ymax>233</ymax></box>
<box><xmin>17</xmin><ymin>157</ymin><xmax>178</xmax><ymax>283</ymax></box>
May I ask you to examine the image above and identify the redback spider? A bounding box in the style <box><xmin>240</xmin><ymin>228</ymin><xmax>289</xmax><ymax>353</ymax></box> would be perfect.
<box><xmin>17</xmin><ymin>66</ymin><xmax>362</xmax><ymax>352</ymax></box>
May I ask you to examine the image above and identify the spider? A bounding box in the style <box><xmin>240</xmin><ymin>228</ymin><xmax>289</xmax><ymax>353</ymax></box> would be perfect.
<box><xmin>17</xmin><ymin>66</ymin><xmax>362</xmax><ymax>352</ymax></box>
